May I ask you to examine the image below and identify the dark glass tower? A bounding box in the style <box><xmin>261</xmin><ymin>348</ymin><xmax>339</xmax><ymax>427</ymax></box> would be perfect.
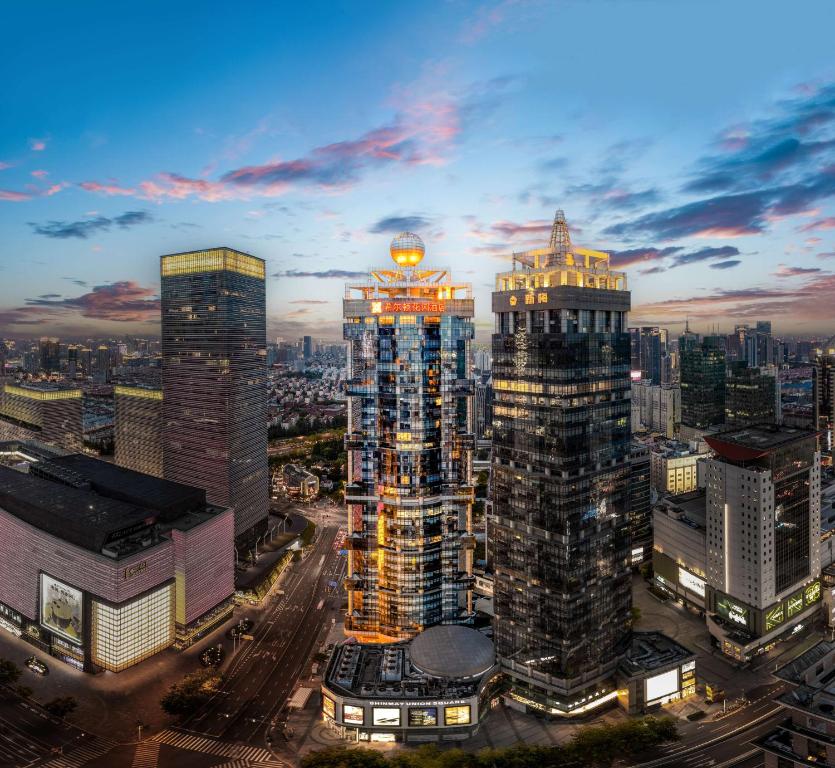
<box><xmin>343</xmin><ymin>233</ymin><xmax>475</xmax><ymax>642</ymax></box>
<box><xmin>680</xmin><ymin>335</ymin><xmax>726</xmax><ymax>430</ymax></box>
<box><xmin>490</xmin><ymin>211</ymin><xmax>632</xmax><ymax>715</ymax></box>
<box><xmin>160</xmin><ymin>248</ymin><xmax>268</xmax><ymax>546</ymax></box>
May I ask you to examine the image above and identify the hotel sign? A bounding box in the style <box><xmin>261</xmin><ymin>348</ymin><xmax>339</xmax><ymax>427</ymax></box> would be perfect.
<box><xmin>371</xmin><ymin>301</ymin><xmax>445</xmax><ymax>314</ymax></box>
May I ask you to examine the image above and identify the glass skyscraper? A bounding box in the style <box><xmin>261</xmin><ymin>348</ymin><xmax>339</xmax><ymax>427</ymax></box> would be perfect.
<box><xmin>343</xmin><ymin>233</ymin><xmax>475</xmax><ymax>642</ymax></box>
<box><xmin>160</xmin><ymin>248</ymin><xmax>269</xmax><ymax>546</ymax></box>
<box><xmin>490</xmin><ymin>211</ymin><xmax>632</xmax><ymax>715</ymax></box>
<box><xmin>680</xmin><ymin>334</ymin><xmax>726</xmax><ymax>430</ymax></box>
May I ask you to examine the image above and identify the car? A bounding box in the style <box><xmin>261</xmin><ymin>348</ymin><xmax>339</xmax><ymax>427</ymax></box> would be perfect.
<box><xmin>24</xmin><ymin>656</ymin><xmax>48</xmax><ymax>675</ymax></box>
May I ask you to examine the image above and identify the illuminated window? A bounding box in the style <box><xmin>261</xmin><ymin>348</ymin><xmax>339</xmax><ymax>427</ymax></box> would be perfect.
<box><xmin>91</xmin><ymin>584</ymin><xmax>174</xmax><ymax>672</ymax></box>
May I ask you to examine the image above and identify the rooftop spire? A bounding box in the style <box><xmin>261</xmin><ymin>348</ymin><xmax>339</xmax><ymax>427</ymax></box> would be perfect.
<box><xmin>549</xmin><ymin>209</ymin><xmax>572</xmax><ymax>253</ymax></box>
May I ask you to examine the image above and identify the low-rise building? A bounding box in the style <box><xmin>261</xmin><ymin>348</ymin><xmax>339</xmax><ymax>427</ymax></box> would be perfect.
<box><xmin>652</xmin><ymin>490</ymin><xmax>708</xmax><ymax>610</ymax></box>
<box><xmin>0</xmin><ymin>454</ymin><xmax>234</xmax><ymax>672</ymax></box>
<box><xmin>322</xmin><ymin>625</ymin><xmax>500</xmax><ymax>743</ymax></box>
<box><xmin>754</xmin><ymin>640</ymin><xmax>835</xmax><ymax>767</ymax></box>
<box><xmin>650</xmin><ymin>440</ymin><xmax>708</xmax><ymax>496</ymax></box>
<box><xmin>282</xmin><ymin>463</ymin><xmax>319</xmax><ymax>499</ymax></box>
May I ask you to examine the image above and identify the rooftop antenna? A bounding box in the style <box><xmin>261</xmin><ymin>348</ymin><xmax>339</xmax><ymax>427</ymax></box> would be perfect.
<box><xmin>549</xmin><ymin>209</ymin><xmax>572</xmax><ymax>254</ymax></box>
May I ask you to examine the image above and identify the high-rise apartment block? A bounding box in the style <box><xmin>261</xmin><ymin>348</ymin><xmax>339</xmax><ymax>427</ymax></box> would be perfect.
<box><xmin>160</xmin><ymin>248</ymin><xmax>269</xmax><ymax>545</ymax></box>
<box><xmin>343</xmin><ymin>233</ymin><xmax>475</xmax><ymax>642</ymax></box>
<box><xmin>680</xmin><ymin>335</ymin><xmax>726</xmax><ymax>431</ymax></box>
<box><xmin>704</xmin><ymin>426</ymin><xmax>821</xmax><ymax>661</ymax></box>
<box><xmin>114</xmin><ymin>384</ymin><xmax>163</xmax><ymax>477</ymax></box>
<box><xmin>631</xmin><ymin>381</ymin><xmax>680</xmax><ymax>437</ymax></box>
<box><xmin>490</xmin><ymin>211</ymin><xmax>632</xmax><ymax>713</ymax></box>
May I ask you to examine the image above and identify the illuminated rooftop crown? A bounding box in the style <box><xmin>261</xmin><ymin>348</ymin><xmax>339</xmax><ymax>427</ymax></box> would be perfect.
<box><xmin>390</xmin><ymin>232</ymin><xmax>425</xmax><ymax>267</ymax></box>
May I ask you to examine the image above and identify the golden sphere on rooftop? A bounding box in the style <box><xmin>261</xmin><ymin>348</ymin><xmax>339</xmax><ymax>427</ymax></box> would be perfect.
<box><xmin>390</xmin><ymin>232</ymin><xmax>425</xmax><ymax>267</ymax></box>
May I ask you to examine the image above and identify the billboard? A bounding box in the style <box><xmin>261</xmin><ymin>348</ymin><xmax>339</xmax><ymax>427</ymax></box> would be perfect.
<box><xmin>645</xmin><ymin>668</ymin><xmax>679</xmax><ymax>703</ymax></box>
<box><xmin>343</xmin><ymin>704</ymin><xmax>364</xmax><ymax>725</ymax></box>
<box><xmin>444</xmin><ymin>705</ymin><xmax>471</xmax><ymax>726</ymax></box>
<box><xmin>322</xmin><ymin>695</ymin><xmax>335</xmax><ymax>720</ymax></box>
<box><xmin>40</xmin><ymin>574</ymin><xmax>83</xmax><ymax>644</ymax></box>
<box><xmin>372</xmin><ymin>707</ymin><xmax>400</xmax><ymax>727</ymax></box>
<box><xmin>408</xmin><ymin>707</ymin><xmax>438</xmax><ymax>727</ymax></box>
<box><xmin>678</xmin><ymin>568</ymin><xmax>705</xmax><ymax>597</ymax></box>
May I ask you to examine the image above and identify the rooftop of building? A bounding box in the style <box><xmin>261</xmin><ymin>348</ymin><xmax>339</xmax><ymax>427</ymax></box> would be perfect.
<box><xmin>651</xmin><ymin>439</ymin><xmax>707</xmax><ymax>458</ymax></box>
<box><xmin>618</xmin><ymin>631</ymin><xmax>695</xmax><ymax>678</ymax></box>
<box><xmin>0</xmin><ymin>455</ymin><xmax>223</xmax><ymax>559</ymax></box>
<box><xmin>0</xmin><ymin>439</ymin><xmax>71</xmax><ymax>467</ymax></box>
<box><xmin>35</xmin><ymin>454</ymin><xmax>206</xmax><ymax>520</ymax></box>
<box><xmin>654</xmin><ymin>495</ymin><xmax>706</xmax><ymax>531</ymax></box>
<box><xmin>705</xmin><ymin>424</ymin><xmax>818</xmax><ymax>461</ymax></box>
<box><xmin>325</xmin><ymin>626</ymin><xmax>496</xmax><ymax>701</ymax></box>
<box><xmin>772</xmin><ymin>641</ymin><xmax>835</xmax><ymax>722</ymax></box>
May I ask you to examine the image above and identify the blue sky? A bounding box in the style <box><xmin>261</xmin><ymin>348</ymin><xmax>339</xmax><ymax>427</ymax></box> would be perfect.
<box><xmin>1</xmin><ymin>0</ymin><xmax>834</xmax><ymax>341</ymax></box>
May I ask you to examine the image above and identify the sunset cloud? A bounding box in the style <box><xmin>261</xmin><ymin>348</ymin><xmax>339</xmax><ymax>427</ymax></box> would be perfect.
<box><xmin>24</xmin><ymin>281</ymin><xmax>159</xmax><ymax>322</ymax></box>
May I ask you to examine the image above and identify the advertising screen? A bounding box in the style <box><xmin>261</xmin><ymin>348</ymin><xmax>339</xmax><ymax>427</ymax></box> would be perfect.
<box><xmin>444</xmin><ymin>705</ymin><xmax>471</xmax><ymax>726</ymax></box>
<box><xmin>343</xmin><ymin>705</ymin><xmax>364</xmax><ymax>725</ymax></box>
<box><xmin>678</xmin><ymin>568</ymin><xmax>705</xmax><ymax>597</ymax></box>
<box><xmin>645</xmin><ymin>669</ymin><xmax>679</xmax><ymax>703</ymax></box>
<box><xmin>408</xmin><ymin>707</ymin><xmax>438</xmax><ymax>727</ymax></box>
<box><xmin>372</xmin><ymin>707</ymin><xmax>401</xmax><ymax>727</ymax></box>
<box><xmin>40</xmin><ymin>574</ymin><xmax>83</xmax><ymax>644</ymax></box>
<box><xmin>322</xmin><ymin>696</ymin><xmax>335</xmax><ymax>720</ymax></box>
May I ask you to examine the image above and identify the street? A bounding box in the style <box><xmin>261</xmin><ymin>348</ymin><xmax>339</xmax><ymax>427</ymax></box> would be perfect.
<box><xmin>182</xmin><ymin>523</ymin><xmax>345</xmax><ymax>746</ymax></box>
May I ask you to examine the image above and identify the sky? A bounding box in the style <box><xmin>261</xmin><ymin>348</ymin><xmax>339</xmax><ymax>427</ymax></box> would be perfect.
<box><xmin>1</xmin><ymin>0</ymin><xmax>835</xmax><ymax>343</ymax></box>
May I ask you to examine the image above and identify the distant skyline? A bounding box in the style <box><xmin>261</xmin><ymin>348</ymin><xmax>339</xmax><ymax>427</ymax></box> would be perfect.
<box><xmin>1</xmin><ymin>0</ymin><xmax>834</xmax><ymax>341</ymax></box>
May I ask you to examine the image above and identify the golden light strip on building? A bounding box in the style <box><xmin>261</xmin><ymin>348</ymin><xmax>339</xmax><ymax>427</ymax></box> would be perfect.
<box><xmin>114</xmin><ymin>385</ymin><xmax>163</xmax><ymax>400</ymax></box>
<box><xmin>3</xmin><ymin>385</ymin><xmax>81</xmax><ymax>401</ymax></box>
<box><xmin>160</xmin><ymin>248</ymin><xmax>265</xmax><ymax>280</ymax></box>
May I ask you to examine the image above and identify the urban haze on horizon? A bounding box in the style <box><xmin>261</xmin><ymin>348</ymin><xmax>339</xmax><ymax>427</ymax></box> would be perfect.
<box><xmin>1</xmin><ymin>3</ymin><xmax>835</xmax><ymax>768</ymax></box>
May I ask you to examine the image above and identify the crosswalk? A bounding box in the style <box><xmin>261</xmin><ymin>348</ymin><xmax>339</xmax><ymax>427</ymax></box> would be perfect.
<box><xmin>131</xmin><ymin>740</ymin><xmax>160</xmax><ymax>768</ymax></box>
<box><xmin>37</xmin><ymin>736</ymin><xmax>118</xmax><ymax>768</ymax></box>
<box><xmin>150</xmin><ymin>729</ymin><xmax>288</xmax><ymax>766</ymax></box>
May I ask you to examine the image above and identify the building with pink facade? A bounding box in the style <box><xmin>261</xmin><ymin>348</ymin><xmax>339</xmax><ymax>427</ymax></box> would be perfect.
<box><xmin>0</xmin><ymin>452</ymin><xmax>234</xmax><ymax>672</ymax></box>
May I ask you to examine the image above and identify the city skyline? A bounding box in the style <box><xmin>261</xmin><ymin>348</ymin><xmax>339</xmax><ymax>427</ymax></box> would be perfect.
<box><xmin>2</xmin><ymin>0</ymin><xmax>835</xmax><ymax>341</ymax></box>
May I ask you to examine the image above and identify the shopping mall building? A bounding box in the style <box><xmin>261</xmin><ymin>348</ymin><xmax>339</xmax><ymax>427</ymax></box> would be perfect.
<box><xmin>0</xmin><ymin>446</ymin><xmax>234</xmax><ymax>672</ymax></box>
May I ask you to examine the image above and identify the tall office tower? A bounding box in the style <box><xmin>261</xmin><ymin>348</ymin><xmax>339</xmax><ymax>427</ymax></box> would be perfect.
<box><xmin>114</xmin><ymin>385</ymin><xmax>163</xmax><ymax>477</ymax></box>
<box><xmin>755</xmin><ymin>320</ymin><xmax>774</xmax><ymax>366</ymax></box>
<box><xmin>635</xmin><ymin>326</ymin><xmax>667</xmax><ymax>385</ymax></box>
<box><xmin>161</xmin><ymin>248</ymin><xmax>269</xmax><ymax>546</ymax></box>
<box><xmin>490</xmin><ymin>210</ymin><xmax>632</xmax><ymax>714</ymax></box>
<box><xmin>0</xmin><ymin>343</ymin><xmax>5</xmax><ymax>377</ymax></box>
<box><xmin>303</xmin><ymin>335</ymin><xmax>313</xmax><ymax>362</ymax></box>
<box><xmin>343</xmin><ymin>233</ymin><xmax>475</xmax><ymax>641</ymax></box>
<box><xmin>474</xmin><ymin>349</ymin><xmax>492</xmax><ymax>373</ymax></box>
<box><xmin>80</xmin><ymin>348</ymin><xmax>92</xmax><ymax>376</ymax></box>
<box><xmin>95</xmin><ymin>345</ymin><xmax>111</xmax><ymax>383</ymax></box>
<box><xmin>0</xmin><ymin>381</ymin><xmax>83</xmax><ymax>450</ymax></box>
<box><xmin>725</xmin><ymin>362</ymin><xmax>780</xmax><ymax>427</ymax></box>
<box><xmin>39</xmin><ymin>337</ymin><xmax>60</xmax><ymax>373</ymax></box>
<box><xmin>726</xmin><ymin>324</ymin><xmax>749</xmax><ymax>363</ymax></box>
<box><xmin>680</xmin><ymin>335</ymin><xmax>726</xmax><ymax>431</ymax></box>
<box><xmin>704</xmin><ymin>426</ymin><xmax>821</xmax><ymax>661</ymax></box>
<box><xmin>67</xmin><ymin>345</ymin><xmax>80</xmax><ymax>378</ymax></box>
<box><xmin>629</xmin><ymin>442</ymin><xmax>652</xmax><ymax>566</ymax></box>
<box><xmin>23</xmin><ymin>349</ymin><xmax>39</xmax><ymax>375</ymax></box>
<box><xmin>474</xmin><ymin>374</ymin><xmax>493</xmax><ymax>440</ymax></box>
<box><xmin>813</xmin><ymin>354</ymin><xmax>835</xmax><ymax>460</ymax></box>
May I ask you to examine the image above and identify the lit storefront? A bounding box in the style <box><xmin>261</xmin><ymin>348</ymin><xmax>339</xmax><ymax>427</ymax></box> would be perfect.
<box><xmin>0</xmin><ymin>452</ymin><xmax>234</xmax><ymax>673</ymax></box>
<box><xmin>322</xmin><ymin>626</ymin><xmax>499</xmax><ymax>743</ymax></box>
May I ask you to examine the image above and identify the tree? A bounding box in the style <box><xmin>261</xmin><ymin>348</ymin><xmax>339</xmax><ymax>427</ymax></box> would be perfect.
<box><xmin>302</xmin><ymin>747</ymin><xmax>390</xmax><ymax>768</ymax></box>
<box><xmin>160</xmin><ymin>670</ymin><xmax>223</xmax><ymax>717</ymax></box>
<box><xmin>44</xmin><ymin>697</ymin><xmax>77</xmax><ymax>718</ymax></box>
<box><xmin>0</xmin><ymin>659</ymin><xmax>21</xmax><ymax>686</ymax></box>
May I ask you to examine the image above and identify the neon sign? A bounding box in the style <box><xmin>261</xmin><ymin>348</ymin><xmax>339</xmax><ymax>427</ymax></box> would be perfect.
<box><xmin>371</xmin><ymin>301</ymin><xmax>445</xmax><ymax>314</ymax></box>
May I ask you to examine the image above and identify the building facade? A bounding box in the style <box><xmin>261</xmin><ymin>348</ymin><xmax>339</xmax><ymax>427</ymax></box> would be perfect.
<box><xmin>160</xmin><ymin>248</ymin><xmax>269</xmax><ymax>546</ymax></box>
<box><xmin>489</xmin><ymin>210</ymin><xmax>632</xmax><ymax>714</ymax></box>
<box><xmin>0</xmin><ymin>382</ymin><xmax>83</xmax><ymax>452</ymax></box>
<box><xmin>649</xmin><ymin>440</ymin><xmax>706</xmax><ymax>496</ymax></box>
<box><xmin>704</xmin><ymin>426</ymin><xmax>821</xmax><ymax>661</ymax></box>
<box><xmin>114</xmin><ymin>385</ymin><xmax>163</xmax><ymax>477</ymax></box>
<box><xmin>343</xmin><ymin>233</ymin><xmax>475</xmax><ymax>642</ymax></box>
<box><xmin>680</xmin><ymin>335</ymin><xmax>726</xmax><ymax>430</ymax></box>
<box><xmin>629</xmin><ymin>442</ymin><xmax>652</xmax><ymax>566</ymax></box>
<box><xmin>631</xmin><ymin>381</ymin><xmax>680</xmax><ymax>438</ymax></box>
<box><xmin>725</xmin><ymin>362</ymin><xmax>781</xmax><ymax>427</ymax></box>
<box><xmin>813</xmin><ymin>354</ymin><xmax>835</xmax><ymax>461</ymax></box>
<box><xmin>0</xmin><ymin>454</ymin><xmax>234</xmax><ymax>672</ymax></box>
